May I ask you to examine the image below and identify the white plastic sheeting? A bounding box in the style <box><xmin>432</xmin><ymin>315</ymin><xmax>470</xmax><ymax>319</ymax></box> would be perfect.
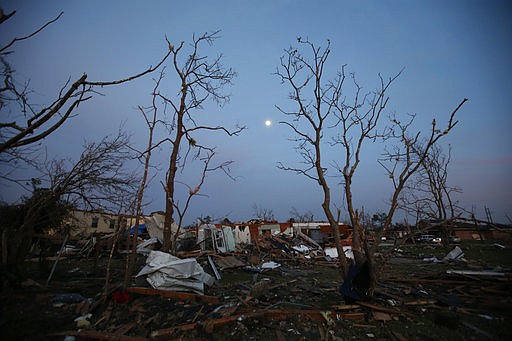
<box><xmin>136</xmin><ymin>237</ymin><xmax>160</xmax><ymax>255</ymax></box>
<box><xmin>136</xmin><ymin>251</ymin><xmax>214</xmax><ymax>294</ymax></box>
<box><xmin>145</xmin><ymin>213</ymin><xmax>180</xmax><ymax>241</ymax></box>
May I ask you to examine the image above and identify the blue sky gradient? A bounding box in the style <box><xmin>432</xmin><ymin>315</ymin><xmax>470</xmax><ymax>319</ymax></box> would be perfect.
<box><xmin>1</xmin><ymin>1</ymin><xmax>511</xmax><ymax>224</ymax></box>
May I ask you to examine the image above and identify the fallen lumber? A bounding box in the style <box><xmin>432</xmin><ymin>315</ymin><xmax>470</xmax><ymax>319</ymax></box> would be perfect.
<box><xmin>404</xmin><ymin>299</ymin><xmax>437</xmax><ymax>306</ymax></box>
<box><xmin>382</xmin><ymin>278</ymin><xmax>475</xmax><ymax>285</ymax></box>
<box><xmin>50</xmin><ymin>330</ymin><xmax>147</xmax><ymax>341</ymax></box>
<box><xmin>151</xmin><ymin>311</ymin><xmax>266</xmax><ymax>337</ymax></box>
<box><xmin>126</xmin><ymin>287</ymin><xmax>219</xmax><ymax>304</ymax></box>
<box><xmin>331</xmin><ymin>304</ymin><xmax>361</xmax><ymax>311</ymax></box>
<box><xmin>113</xmin><ymin>322</ymin><xmax>137</xmax><ymax>337</ymax></box>
<box><xmin>150</xmin><ymin>308</ymin><xmax>366</xmax><ymax>338</ymax></box>
<box><xmin>356</xmin><ymin>301</ymin><xmax>414</xmax><ymax>317</ymax></box>
<box><xmin>373</xmin><ymin>311</ymin><xmax>393</xmax><ymax>321</ymax></box>
<box><xmin>264</xmin><ymin>308</ymin><xmax>365</xmax><ymax>322</ymax></box>
<box><xmin>446</xmin><ymin>270</ymin><xmax>505</xmax><ymax>277</ymax></box>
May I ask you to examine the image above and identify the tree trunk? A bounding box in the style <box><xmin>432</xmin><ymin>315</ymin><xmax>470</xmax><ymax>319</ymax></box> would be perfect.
<box><xmin>163</xmin><ymin>137</ymin><xmax>181</xmax><ymax>252</ymax></box>
<box><xmin>163</xmin><ymin>84</ymin><xmax>187</xmax><ymax>252</ymax></box>
<box><xmin>345</xmin><ymin>179</ymin><xmax>365</xmax><ymax>265</ymax></box>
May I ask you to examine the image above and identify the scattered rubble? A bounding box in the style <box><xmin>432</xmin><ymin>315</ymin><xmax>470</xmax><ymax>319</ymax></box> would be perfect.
<box><xmin>2</xmin><ymin>225</ymin><xmax>512</xmax><ymax>340</ymax></box>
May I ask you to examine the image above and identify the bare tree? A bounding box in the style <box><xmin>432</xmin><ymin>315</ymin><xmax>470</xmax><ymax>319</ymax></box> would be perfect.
<box><xmin>124</xmin><ymin>70</ymin><xmax>164</xmax><ymax>286</ymax></box>
<box><xmin>171</xmin><ymin>151</ymin><xmax>234</xmax><ymax>250</ymax></box>
<box><xmin>331</xmin><ymin>66</ymin><xmax>401</xmax><ymax>265</ymax></box>
<box><xmin>397</xmin><ymin>144</ymin><xmax>463</xmax><ymax>244</ymax></box>
<box><xmin>0</xmin><ymin>8</ymin><xmax>171</xmax><ymax>174</ymax></box>
<box><xmin>275</xmin><ymin>38</ymin><xmax>351</xmax><ymax>276</ymax></box>
<box><xmin>157</xmin><ymin>31</ymin><xmax>244</xmax><ymax>252</ymax></box>
<box><xmin>289</xmin><ymin>206</ymin><xmax>315</xmax><ymax>222</ymax></box>
<box><xmin>252</xmin><ymin>204</ymin><xmax>276</xmax><ymax>222</ymax></box>
<box><xmin>2</xmin><ymin>130</ymin><xmax>139</xmax><ymax>272</ymax></box>
<box><xmin>46</xmin><ymin>131</ymin><xmax>139</xmax><ymax>211</ymax></box>
<box><xmin>276</xmin><ymin>37</ymin><xmax>467</xmax><ymax>290</ymax></box>
<box><xmin>378</xmin><ymin>101</ymin><xmax>466</xmax><ymax>231</ymax></box>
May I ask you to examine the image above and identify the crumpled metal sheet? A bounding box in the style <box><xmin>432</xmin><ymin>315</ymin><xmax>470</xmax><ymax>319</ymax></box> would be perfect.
<box><xmin>443</xmin><ymin>246</ymin><xmax>464</xmax><ymax>261</ymax></box>
<box><xmin>136</xmin><ymin>250</ymin><xmax>214</xmax><ymax>294</ymax></box>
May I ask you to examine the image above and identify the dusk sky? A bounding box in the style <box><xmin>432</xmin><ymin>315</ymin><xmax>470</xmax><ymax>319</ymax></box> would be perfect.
<box><xmin>1</xmin><ymin>1</ymin><xmax>511</xmax><ymax>225</ymax></box>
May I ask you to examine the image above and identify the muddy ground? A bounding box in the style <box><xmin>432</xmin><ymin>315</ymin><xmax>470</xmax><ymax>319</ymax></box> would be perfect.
<box><xmin>1</xmin><ymin>240</ymin><xmax>511</xmax><ymax>340</ymax></box>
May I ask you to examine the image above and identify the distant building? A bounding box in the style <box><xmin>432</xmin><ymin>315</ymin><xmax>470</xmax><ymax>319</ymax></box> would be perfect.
<box><xmin>212</xmin><ymin>221</ymin><xmax>351</xmax><ymax>246</ymax></box>
<box><xmin>62</xmin><ymin>209</ymin><xmax>141</xmax><ymax>237</ymax></box>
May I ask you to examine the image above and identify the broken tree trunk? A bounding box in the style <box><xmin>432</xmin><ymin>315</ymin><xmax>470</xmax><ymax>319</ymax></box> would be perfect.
<box><xmin>45</xmin><ymin>231</ymin><xmax>69</xmax><ymax>287</ymax></box>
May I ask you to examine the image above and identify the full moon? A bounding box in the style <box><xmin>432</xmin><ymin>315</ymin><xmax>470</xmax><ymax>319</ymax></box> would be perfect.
<box><xmin>265</xmin><ymin>120</ymin><xmax>272</xmax><ymax>127</ymax></box>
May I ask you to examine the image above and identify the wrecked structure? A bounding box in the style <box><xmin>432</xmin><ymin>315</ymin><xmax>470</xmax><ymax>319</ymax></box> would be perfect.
<box><xmin>6</xmin><ymin>211</ymin><xmax>512</xmax><ymax>340</ymax></box>
<box><xmin>200</xmin><ymin>221</ymin><xmax>352</xmax><ymax>250</ymax></box>
<box><xmin>60</xmin><ymin>209</ymin><xmax>141</xmax><ymax>237</ymax></box>
<box><xmin>415</xmin><ymin>218</ymin><xmax>512</xmax><ymax>242</ymax></box>
<box><xmin>31</xmin><ymin>223</ymin><xmax>512</xmax><ymax>340</ymax></box>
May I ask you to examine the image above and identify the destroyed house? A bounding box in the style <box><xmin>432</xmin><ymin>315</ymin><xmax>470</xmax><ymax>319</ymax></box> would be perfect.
<box><xmin>61</xmin><ymin>209</ymin><xmax>141</xmax><ymax>237</ymax></box>
<box><xmin>212</xmin><ymin>222</ymin><xmax>293</xmax><ymax>245</ymax></box>
<box><xmin>199</xmin><ymin>221</ymin><xmax>351</xmax><ymax>251</ymax></box>
<box><xmin>416</xmin><ymin>218</ymin><xmax>512</xmax><ymax>241</ymax></box>
<box><xmin>452</xmin><ymin>222</ymin><xmax>512</xmax><ymax>241</ymax></box>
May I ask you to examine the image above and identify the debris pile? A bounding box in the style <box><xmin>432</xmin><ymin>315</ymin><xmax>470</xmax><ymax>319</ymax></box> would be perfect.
<box><xmin>3</xmin><ymin>230</ymin><xmax>512</xmax><ymax>340</ymax></box>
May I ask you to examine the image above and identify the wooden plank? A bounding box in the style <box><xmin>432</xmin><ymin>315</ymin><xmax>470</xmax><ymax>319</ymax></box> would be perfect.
<box><xmin>263</xmin><ymin>309</ymin><xmax>366</xmax><ymax>322</ymax></box>
<box><xmin>404</xmin><ymin>299</ymin><xmax>437</xmax><ymax>306</ymax></box>
<box><xmin>382</xmin><ymin>278</ymin><xmax>474</xmax><ymax>285</ymax></box>
<box><xmin>373</xmin><ymin>311</ymin><xmax>392</xmax><ymax>321</ymax></box>
<box><xmin>50</xmin><ymin>330</ymin><xmax>147</xmax><ymax>341</ymax></box>
<box><xmin>151</xmin><ymin>308</ymin><xmax>367</xmax><ymax>338</ymax></box>
<box><xmin>151</xmin><ymin>311</ymin><xmax>265</xmax><ymax>337</ymax></box>
<box><xmin>356</xmin><ymin>301</ymin><xmax>414</xmax><ymax>317</ymax></box>
<box><xmin>389</xmin><ymin>330</ymin><xmax>408</xmax><ymax>341</ymax></box>
<box><xmin>113</xmin><ymin>322</ymin><xmax>137</xmax><ymax>337</ymax></box>
<box><xmin>208</xmin><ymin>255</ymin><xmax>222</xmax><ymax>280</ymax></box>
<box><xmin>340</xmin><ymin>312</ymin><xmax>366</xmax><ymax>321</ymax></box>
<box><xmin>126</xmin><ymin>287</ymin><xmax>219</xmax><ymax>304</ymax></box>
<box><xmin>331</xmin><ymin>304</ymin><xmax>360</xmax><ymax>310</ymax></box>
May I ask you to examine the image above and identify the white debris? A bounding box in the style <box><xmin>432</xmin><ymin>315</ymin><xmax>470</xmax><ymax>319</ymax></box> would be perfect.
<box><xmin>446</xmin><ymin>270</ymin><xmax>505</xmax><ymax>277</ymax></box>
<box><xmin>423</xmin><ymin>257</ymin><xmax>440</xmax><ymax>263</ymax></box>
<box><xmin>292</xmin><ymin>245</ymin><xmax>310</xmax><ymax>253</ymax></box>
<box><xmin>443</xmin><ymin>246</ymin><xmax>464</xmax><ymax>261</ymax></box>
<box><xmin>324</xmin><ymin>246</ymin><xmax>354</xmax><ymax>260</ymax></box>
<box><xmin>136</xmin><ymin>250</ymin><xmax>214</xmax><ymax>294</ymax></box>
<box><xmin>136</xmin><ymin>237</ymin><xmax>161</xmax><ymax>255</ymax></box>
<box><xmin>261</xmin><ymin>261</ymin><xmax>281</xmax><ymax>269</ymax></box>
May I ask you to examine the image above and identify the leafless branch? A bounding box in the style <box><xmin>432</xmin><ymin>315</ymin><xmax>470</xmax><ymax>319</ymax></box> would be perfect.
<box><xmin>0</xmin><ymin>11</ymin><xmax>63</xmax><ymax>54</ymax></box>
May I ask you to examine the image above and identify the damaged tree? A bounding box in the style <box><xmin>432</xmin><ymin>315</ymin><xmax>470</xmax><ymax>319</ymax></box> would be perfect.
<box><xmin>397</xmin><ymin>144</ymin><xmax>463</xmax><ymax>245</ymax></box>
<box><xmin>0</xmin><ymin>8</ymin><xmax>171</xmax><ymax>180</ymax></box>
<box><xmin>253</xmin><ymin>204</ymin><xmax>276</xmax><ymax>222</ymax></box>
<box><xmin>158</xmin><ymin>31</ymin><xmax>244</xmax><ymax>252</ymax></box>
<box><xmin>331</xmin><ymin>66</ymin><xmax>401</xmax><ymax>267</ymax></box>
<box><xmin>0</xmin><ymin>183</ymin><xmax>70</xmax><ymax>267</ymax></box>
<box><xmin>275</xmin><ymin>38</ymin><xmax>351</xmax><ymax>276</ymax></box>
<box><xmin>378</xmin><ymin>112</ymin><xmax>466</xmax><ymax>245</ymax></box>
<box><xmin>1</xmin><ymin>130</ymin><xmax>139</xmax><ymax>276</ymax></box>
<box><xmin>289</xmin><ymin>206</ymin><xmax>315</xmax><ymax>223</ymax></box>
<box><xmin>276</xmin><ymin>38</ymin><xmax>467</xmax><ymax>295</ymax></box>
<box><xmin>0</xmin><ymin>7</ymin><xmax>171</xmax><ymax>281</ymax></box>
<box><xmin>124</xmin><ymin>70</ymin><xmax>165</xmax><ymax>286</ymax></box>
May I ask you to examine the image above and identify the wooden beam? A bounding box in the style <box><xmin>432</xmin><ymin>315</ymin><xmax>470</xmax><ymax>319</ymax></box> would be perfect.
<box><xmin>49</xmin><ymin>330</ymin><xmax>146</xmax><ymax>341</ymax></box>
<box><xmin>126</xmin><ymin>287</ymin><xmax>219</xmax><ymax>304</ymax></box>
